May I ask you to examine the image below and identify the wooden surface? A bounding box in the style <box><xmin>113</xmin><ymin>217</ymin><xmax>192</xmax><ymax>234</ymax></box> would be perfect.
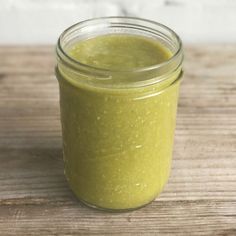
<box><xmin>0</xmin><ymin>45</ymin><xmax>236</xmax><ymax>235</ymax></box>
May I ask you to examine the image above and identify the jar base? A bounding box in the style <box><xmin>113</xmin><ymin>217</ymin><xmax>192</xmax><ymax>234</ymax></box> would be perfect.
<box><xmin>76</xmin><ymin>195</ymin><xmax>157</xmax><ymax>213</ymax></box>
<box><xmin>64</xmin><ymin>170</ymin><xmax>162</xmax><ymax>212</ymax></box>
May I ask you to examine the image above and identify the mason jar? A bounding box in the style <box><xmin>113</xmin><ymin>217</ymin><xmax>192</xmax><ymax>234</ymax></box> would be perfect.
<box><xmin>56</xmin><ymin>17</ymin><xmax>183</xmax><ymax>211</ymax></box>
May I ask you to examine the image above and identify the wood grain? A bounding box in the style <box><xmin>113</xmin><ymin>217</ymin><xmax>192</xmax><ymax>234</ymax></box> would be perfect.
<box><xmin>0</xmin><ymin>45</ymin><xmax>236</xmax><ymax>235</ymax></box>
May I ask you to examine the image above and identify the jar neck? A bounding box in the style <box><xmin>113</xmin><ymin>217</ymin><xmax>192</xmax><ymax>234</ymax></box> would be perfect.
<box><xmin>56</xmin><ymin>17</ymin><xmax>183</xmax><ymax>89</ymax></box>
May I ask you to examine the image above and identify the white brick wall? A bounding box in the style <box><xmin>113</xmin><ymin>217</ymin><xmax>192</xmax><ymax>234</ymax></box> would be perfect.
<box><xmin>0</xmin><ymin>0</ymin><xmax>235</xmax><ymax>44</ymax></box>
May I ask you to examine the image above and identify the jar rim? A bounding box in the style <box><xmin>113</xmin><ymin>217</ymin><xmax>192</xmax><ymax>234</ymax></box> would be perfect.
<box><xmin>56</xmin><ymin>16</ymin><xmax>183</xmax><ymax>89</ymax></box>
<box><xmin>57</xmin><ymin>16</ymin><xmax>183</xmax><ymax>74</ymax></box>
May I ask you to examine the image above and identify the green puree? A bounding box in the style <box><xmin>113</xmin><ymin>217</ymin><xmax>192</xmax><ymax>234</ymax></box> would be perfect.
<box><xmin>58</xmin><ymin>34</ymin><xmax>180</xmax><ymax>210</ymax></box>
<box><xmin>69</xmin><ymin>34</ymin><xmax>170</xmax><ymax>70</ymax></box>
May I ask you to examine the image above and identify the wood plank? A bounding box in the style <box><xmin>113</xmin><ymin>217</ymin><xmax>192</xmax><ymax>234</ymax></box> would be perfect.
<box><xmin>0</xmin><ymin>147</ymin><xmax>235</xmax><ymax>203</ymax></box>
<box><xmin>0</xmin><ymin>45</ymin><xmax>236</xmax><ymax>235</ymax></box>
<box><xmin>0</xmin><ymin>200</ymin><xmax>235</xmax><ymax>236</ymax></box>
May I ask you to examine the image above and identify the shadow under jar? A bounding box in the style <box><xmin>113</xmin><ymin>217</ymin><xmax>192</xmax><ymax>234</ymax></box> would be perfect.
<box><xmin>56</xmin><ymin>17</ymin><xmax>183</xmax><ymax>211</ymax></box>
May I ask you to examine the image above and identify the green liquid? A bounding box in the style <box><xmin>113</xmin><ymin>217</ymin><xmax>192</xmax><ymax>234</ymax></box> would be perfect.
<box><xmin>57</xmin><ymin>34</ymin><xmax>180</xmax><ymax>210</ymax></box>
<box><xmin>69</xmin><ymin>34</ymin><xmax>171</xmax><ymax>70</ymax></box>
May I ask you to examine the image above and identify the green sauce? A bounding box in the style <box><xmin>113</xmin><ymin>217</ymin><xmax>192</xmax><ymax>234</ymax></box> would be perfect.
<box><xmin>69</xmin><ymin>34</ymin><xmax>171</xmax><ymax>70</ymax></box>
<box><xmin>57</xmin><ymin>34</ymin><xmax>180</xmax><ymax>210</ymax></box>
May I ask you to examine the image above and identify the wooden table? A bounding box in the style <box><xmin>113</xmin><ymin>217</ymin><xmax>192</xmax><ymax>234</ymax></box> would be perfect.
<box><xmin>0</xmin><ymin>45</ymin><xmax>236</xmax><ymax>235</ymax></box>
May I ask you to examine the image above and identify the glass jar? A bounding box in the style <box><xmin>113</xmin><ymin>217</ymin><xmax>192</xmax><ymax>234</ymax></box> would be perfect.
<box><xmin>56</xmin><ymin>17</ymin><xmax>183</xmax><ymax>211</ymax></box>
